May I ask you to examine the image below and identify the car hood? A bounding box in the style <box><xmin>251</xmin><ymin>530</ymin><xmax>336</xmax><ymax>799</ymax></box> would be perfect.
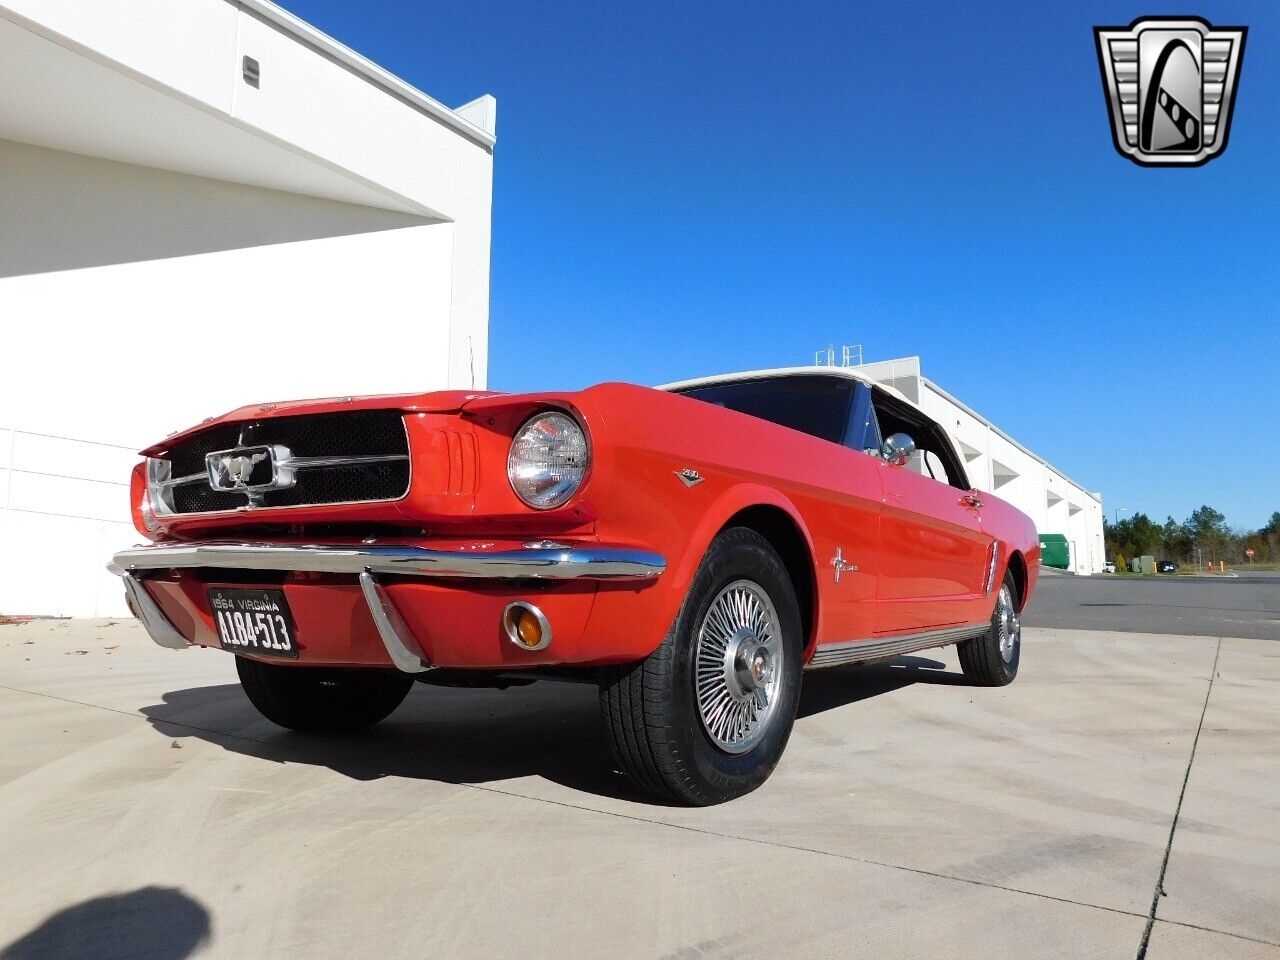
<box><xmin>140</xmin><ymin>389</ymin><xmax>505</xmax><ymax>456</ymax></box>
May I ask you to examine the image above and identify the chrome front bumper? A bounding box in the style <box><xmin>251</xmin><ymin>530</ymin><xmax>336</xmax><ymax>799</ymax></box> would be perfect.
<box><xmin>110</xmin><ymin>541</ymin><xmax>666</xmax><ymax>672</ymax></box>
<box><xmin>109</xmin><ymin>542</ymin><xmax>666</xmax><ymax>580</ymax></box>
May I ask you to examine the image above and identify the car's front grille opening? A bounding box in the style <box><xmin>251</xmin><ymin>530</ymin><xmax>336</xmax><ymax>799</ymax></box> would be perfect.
<box><xmin>160</xmin><ymin>410</ymin><xmax>411</xmax><ymax>515</ymax></box>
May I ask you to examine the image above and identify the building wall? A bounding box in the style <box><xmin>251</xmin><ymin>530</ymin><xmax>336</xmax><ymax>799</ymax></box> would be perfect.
<box><xmin>0</xmin><ymin>0</ymin><xmax>496</xmax><ymax>618</ymax></box>
<box><xmin>0</xmin><ymin>138</ymin><xmax>431</xmax><ymax>279</ymax></box>
<box><xmin>0</xmin><ymin>428</ymin><xmax>138</xmax><ymax>618</ymax></box>
<box><xmin>0</xmin><ymin>142</ymin><xmax>461</xmax><ymax>616</ymax></box>
<box><xmin>227</xmin><ymin>6</ymin><xmax>495</xmax><ymax>390</ymax></box>
<box><xmin>1</xmin><ymin>0</ymin><xmax>495</xmax><ymax>391</ymax></box>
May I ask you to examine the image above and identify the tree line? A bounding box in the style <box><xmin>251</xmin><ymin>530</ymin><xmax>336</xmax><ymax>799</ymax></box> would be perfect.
<box><xmin>1105</xmin><ymin>506</ymin><xmax>1280</xmax><ymax>565</ymax></box>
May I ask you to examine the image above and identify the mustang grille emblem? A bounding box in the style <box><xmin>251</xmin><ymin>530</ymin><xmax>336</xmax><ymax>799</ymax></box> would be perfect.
<box><xmin>206</xmin><ymin>445</ymin><xmax>294</xmax><ymax>494</ymax></box>
<box><xmin>223</xmin><ymin>452</ymin><xmax>266</xmax><ymax>486</ymax></box>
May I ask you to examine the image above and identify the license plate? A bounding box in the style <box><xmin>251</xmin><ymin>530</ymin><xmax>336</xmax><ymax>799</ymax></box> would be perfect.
<box><xmin>209</xmin><ymin>588</ymin><xmax>298</xmax><ymax>659</ymax></box>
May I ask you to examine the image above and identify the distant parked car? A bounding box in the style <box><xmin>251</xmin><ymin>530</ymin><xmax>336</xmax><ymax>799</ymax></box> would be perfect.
<box><xmin>1158</xmin><ymin>560</ymin><xmax>1178</xmax><ymax>573</ymax></box>
<box><xmin>1104</xmin><ymin>561</ymin><xmax>1116</xmax><ymax>574</ymax></box>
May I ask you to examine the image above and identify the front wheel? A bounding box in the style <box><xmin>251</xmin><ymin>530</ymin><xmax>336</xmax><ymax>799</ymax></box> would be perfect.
<box><xmin>235</xmin><ymin>657</ymin><xmax>414</xmax><ymax>733</ymax></box>
<box><xmin>957</xmin><ymin>570</ymin><xmax>1021</xmax><ymax>686</ymax></box>
<box><xmin>600</xmin><ymin>527</ymin><xmax>803</xmax><ymax>805</ymax></box>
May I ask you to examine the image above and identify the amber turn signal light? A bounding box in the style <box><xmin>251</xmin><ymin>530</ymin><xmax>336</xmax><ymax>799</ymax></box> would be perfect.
<box><xmin>502</xmin><ymin>601</ymin><xmax>552</xmax><ymax>651</ymax></box>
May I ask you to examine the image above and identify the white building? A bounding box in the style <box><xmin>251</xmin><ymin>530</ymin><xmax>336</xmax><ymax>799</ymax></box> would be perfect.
<box><xmin>856</xmin><ymin>357</ymin><xmax>1105</xmax><ymax>575</ymax></box>
<box><xmin>0</xmin><ymin>0</ymin><xmax>496</xmax><ymax>616</ymax></box>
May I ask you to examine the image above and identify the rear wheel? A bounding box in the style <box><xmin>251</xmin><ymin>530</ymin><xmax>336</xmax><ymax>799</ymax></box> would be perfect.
<box><xmin>235</xmin><ymin>657</ymin><xmax>414</xmax><ymax>733</ymax></box>
<box><xmin>600</xmin><ymin>527</ymin><xmax>803</xmax><ymax>805</ymax></box>
<box><xmin>958</xmin><ymin>570</ymin><xmax>1021</xmax><ymax>686</ymax></box>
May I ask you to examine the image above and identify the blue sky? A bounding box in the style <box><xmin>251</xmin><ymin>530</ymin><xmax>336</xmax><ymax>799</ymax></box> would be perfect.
<box><xmin>282</xmin><ymin>0</ymin><xmax>1279</xmax><ymax>531</ymax></box>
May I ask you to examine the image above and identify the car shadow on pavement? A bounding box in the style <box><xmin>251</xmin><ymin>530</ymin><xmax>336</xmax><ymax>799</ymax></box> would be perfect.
<box><xmin>0</xmin><ymin>886</ymin><xmax>210</xmax><ymax>960</ymax></box>
<box><xmin>796</xmin><ymin>655</ymin><xmax>969</xmax><ymax>719</ymax></box>
<box><xmin>140</xmin><ymin>655</ymin><xmax>972</xmax><ymax>805</ymax></box>
<box><xmin>142</xmin><ymin>679</ymin><xmax>663</xmax><ymax>802</ymax></box>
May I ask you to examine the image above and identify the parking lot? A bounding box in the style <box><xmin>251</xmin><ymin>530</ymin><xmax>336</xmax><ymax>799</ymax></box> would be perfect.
<box><xmin>1027</xmin><ymin>569</ymin><xmax>1280</xmax><ymax>641</ymax></box>
<box><xmin>1</xmin><ymin>576</ymin><xmax>1276</xmax><ymax>959</ymax></box>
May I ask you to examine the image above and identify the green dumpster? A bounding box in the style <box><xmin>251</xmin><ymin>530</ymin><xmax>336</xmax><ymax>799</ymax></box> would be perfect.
<box><xmin>1039</xmin><ymin>533</ymin><xmax>1070</xmax><ymax>570</ymax></box>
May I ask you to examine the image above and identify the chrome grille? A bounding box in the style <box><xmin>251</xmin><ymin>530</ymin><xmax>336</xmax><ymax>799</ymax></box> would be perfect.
<box><xmin>160</xmin><ymin>410</ymin><xmax>410</xmax><ymax>514</ymax></box>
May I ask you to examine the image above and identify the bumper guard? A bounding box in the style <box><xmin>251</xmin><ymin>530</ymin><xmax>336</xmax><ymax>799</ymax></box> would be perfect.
<box><xmin>110</xmin><ymin>541</ymin><xmax>666</xmax><ymax>672</ymax></box>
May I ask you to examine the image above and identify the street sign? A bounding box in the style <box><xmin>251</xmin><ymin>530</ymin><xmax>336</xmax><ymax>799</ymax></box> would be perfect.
<box><xmin>1245</xmin><ymin>548</ymin><xmax>1255</xmax><ymax>558</ymax></box>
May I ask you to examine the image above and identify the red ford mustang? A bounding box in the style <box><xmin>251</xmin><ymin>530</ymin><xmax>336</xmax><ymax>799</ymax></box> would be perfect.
<box><xmin>111</xmin><ymin>367</ymin><xmax>1038</xmax><ymax>804</ymax></box>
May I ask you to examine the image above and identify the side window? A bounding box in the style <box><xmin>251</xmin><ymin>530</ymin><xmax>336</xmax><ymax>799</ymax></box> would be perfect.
<box><xmin>867</xmin><ymin>389</ymin><xmax>970</xmax><ymax>490</ymax></box>
<box><xmin>922</xmin><ymin>450</ymin><xmax>948</xmax><ymax>481</ymax></box>
<box><xmin>920</xmin><ymin>430</ymin><xmax>969</xmax><ymax>490</ymax></box>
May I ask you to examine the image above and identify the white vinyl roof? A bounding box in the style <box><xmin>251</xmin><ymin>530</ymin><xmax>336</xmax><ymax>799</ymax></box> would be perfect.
<box><xmin>659</xmin><ymin>365</ymin><xmax>918</xmax><ymax>409</ymax></box>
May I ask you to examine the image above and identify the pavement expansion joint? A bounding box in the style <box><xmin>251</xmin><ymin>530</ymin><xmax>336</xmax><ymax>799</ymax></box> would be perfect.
<box><xmin>1135</xmin><ymin>637</ymin><xmax>1223</xmax><ymax>960</ymax></box>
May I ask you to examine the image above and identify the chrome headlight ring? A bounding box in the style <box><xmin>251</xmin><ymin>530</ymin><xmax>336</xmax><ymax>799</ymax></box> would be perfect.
<box><xmin>507</xmin><ymin>410</ymin><xmax>590</xmax><ymax>509</ymax></box>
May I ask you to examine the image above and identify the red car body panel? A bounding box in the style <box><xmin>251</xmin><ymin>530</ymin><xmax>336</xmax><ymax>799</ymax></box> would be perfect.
<box><xmin>124</xmin><ymin>380</ymin><xmax>1040</xmax><ymax>670</ymax></box>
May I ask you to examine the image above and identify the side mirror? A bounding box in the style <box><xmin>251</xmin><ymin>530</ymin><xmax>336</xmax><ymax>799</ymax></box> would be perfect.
<box><xmin>881</xmin><ymin>432</ymin><xmax>916</xmax><ymax>467</ymax></box>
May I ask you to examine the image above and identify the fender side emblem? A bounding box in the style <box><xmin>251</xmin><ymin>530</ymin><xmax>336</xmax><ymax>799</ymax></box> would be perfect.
<box><xmin>675</xmin><ymin>468</ymin><xmax>704</xmax><ymax>487</ymax></box>
<box><xmin>831</xmin><ymin>548</ymin><xmax>858</xmax><ymax>583</ymax></box>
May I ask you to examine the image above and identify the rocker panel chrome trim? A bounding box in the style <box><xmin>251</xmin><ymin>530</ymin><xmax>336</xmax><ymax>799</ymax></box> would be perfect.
<box><xmin>807</xmin><ymin>622</ymin><xmax>990</xmax><ymax>670</ymax></box>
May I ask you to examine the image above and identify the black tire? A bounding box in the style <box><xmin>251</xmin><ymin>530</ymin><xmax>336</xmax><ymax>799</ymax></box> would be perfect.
<box><xmin>600</xmin><ymin>527</ymin><xmax>803</xmax><ymax>805</ymax></box>
<box><xmin>235</xmin><ymin>657</ymin><xmax>414</xmax><ymax>733</ymax></box>
<box><xmin>958</xmin><ymin>569</ymin><xmax>1021</xmax><ymax>686</ymax></box>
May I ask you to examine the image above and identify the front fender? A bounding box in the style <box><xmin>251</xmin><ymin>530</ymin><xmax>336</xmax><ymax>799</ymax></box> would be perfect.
<box><xmin>577</xmin><ymin>481</ymin><xmax>818</xmax><ymax>665</ymax></box>
<box><xmin>668</xmin><ymin>483</ymin><xmax>813</xmax><ymax>598</ymax></box>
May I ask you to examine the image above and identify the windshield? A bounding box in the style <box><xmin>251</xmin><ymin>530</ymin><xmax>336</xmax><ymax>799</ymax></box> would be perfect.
<box><xmin>673</xmin><ymin>375</ymin><xmax>854</xmax><ymax>444</ymax></box>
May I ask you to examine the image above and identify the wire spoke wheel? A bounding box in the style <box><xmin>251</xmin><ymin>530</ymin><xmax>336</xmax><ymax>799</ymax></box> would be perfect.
<box><xmin>601</xmin><ymin>527</ymin><xmax>802</xmax><ymax>804</ymax></box>
<box><xmin>694</xmin><ymin>579</ymin><xmax>784</xmax><ymax>754</ymax></box>
<box><xmin>995</xmin><ymin>584</ymin><xmax>1020</xmax><ymax>663</ymax></box>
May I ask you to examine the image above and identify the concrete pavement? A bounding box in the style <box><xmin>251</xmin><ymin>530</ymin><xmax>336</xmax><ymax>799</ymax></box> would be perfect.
<box><xmin>0</xmin><ymin>619</ymin><xmax>1276</xmax><ymax>959</ymax></box>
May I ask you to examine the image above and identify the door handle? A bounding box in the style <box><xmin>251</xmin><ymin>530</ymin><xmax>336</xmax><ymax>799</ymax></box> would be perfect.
<box><xmin>961</xmin><ymin>493</ymin><xmax>983</xmax><ymax>509</ymax></box>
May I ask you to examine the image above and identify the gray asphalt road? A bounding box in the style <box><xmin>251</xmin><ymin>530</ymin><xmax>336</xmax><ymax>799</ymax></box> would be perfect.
<box><xmin>1025</xmin><ymin>570</ymin><xmax>1280</xmax><ymax>640</ymax></box>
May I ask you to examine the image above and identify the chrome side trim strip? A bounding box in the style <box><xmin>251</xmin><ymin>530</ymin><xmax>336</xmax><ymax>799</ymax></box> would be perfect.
<box><xmin>983</xmin><ymin>540</ymin><xmax>1001</xmax><ymax>595</ymax></box>
<box><xmin>110</xmin><ymin>542</ymin><xmax>666</xmax><ymax>582</ymax></box>
<box><xmin>122</xmin><ymin>573</ymin><xmax>190</xmax><ymax>650</ymax></box>
<box><xmin>359</xmin><ymin>572</ymin><xmax>432</xmax><ymax>672</ymax></box>
<box><xmin>807</xmin><ymin>622</ymin><xmax>990</xmax><ymax>670</ymax></box>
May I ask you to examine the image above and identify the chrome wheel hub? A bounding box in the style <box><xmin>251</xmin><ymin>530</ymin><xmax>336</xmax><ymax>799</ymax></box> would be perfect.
<box><xmin>695</xmin><ymin>580</ymin><xmax>784</xmax><ymax>754</ymax></box>
<box><xmin>996</xmin><ymin>584</ymin><xmax>1020</xmax><ymax>663</ymax></box>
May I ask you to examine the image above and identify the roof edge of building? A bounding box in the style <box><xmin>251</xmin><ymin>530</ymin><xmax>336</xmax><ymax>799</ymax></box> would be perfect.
<box><xmin>237</xmin><ymin>0</ymin><xmax>496</xmax><ymax>149</ymax></box>
<box><xmin>919</xmin><ymin>376</ymin><xmax>1101</xmax><ymax>505</ymax></box>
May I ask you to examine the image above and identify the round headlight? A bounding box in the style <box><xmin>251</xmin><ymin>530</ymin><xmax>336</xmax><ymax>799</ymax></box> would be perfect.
<box><xmin>507</xmin><ymin>411</ymin><xmax>589</xmax><ymax>509</ymax></box>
